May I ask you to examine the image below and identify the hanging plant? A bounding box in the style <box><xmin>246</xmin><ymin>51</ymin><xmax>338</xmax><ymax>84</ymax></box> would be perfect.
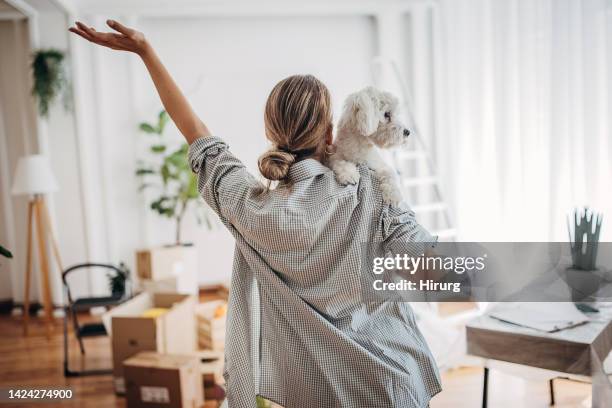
<box><xmin>31</xmin><ymin>49</ymin><xmax>70</xmax><ymax>117</ymax></box>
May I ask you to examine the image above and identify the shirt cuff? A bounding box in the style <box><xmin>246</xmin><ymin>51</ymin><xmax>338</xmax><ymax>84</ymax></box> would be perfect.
<box><xmin>188</xmin><ymin>136</ymin><xmax>228</xmax><ymax>173</ymax></box>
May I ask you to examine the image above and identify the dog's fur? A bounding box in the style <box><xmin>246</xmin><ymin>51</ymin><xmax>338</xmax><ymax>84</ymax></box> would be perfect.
<box><xmin>328</xmin><ymin>86</ymin><xmax>410</xmax><ymax>205</ymax></box>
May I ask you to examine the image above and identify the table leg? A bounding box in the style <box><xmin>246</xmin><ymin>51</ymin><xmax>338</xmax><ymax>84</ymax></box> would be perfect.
<box><xmin>482</xmin><ymin>367</ymin><xmax>489</xmax><ymax>408</ymax></box>
<box><xmin>549</xmin><ymin>378</ymin><xmax>555</xmax><ymax>406</ymax></box>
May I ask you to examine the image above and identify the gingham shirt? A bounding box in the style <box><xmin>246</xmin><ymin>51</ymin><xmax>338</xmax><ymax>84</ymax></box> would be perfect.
<box><xmin>189</xmin><ymin>136</ymin><xmax>441</xmax><ymax>408</ymax></box>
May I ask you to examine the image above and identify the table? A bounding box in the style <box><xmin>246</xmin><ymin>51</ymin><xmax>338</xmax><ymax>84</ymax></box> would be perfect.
<box><xmin>466</xmin><ymin>312</ymin><xmax>612</xmax><ymax>407</ymax></box>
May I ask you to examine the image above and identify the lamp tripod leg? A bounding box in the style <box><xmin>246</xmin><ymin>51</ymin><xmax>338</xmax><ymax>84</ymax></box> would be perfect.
<box><xmin>23</xmin><ymin>200</ymin><xmax>34</xmax><ymax>337</ymax></box>
<box><xmin>41</xmin><ymin>199</ymin><xmax>63</xmax><ymax>272</ymax></box>
<box><xmin>34</xmin><ymin>197</ymin><xmax>54</xmax><ymax>339</ymax></box>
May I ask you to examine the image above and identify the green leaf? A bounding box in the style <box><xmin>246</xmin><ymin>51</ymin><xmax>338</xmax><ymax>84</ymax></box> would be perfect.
<box><xmin>135</xmin><ymin>168</ymin><xmax>155</xmax><ymax>176</ymax></box>
<box><xmin>0</xmin><ymin>245</ymin><xmax>12</xmax><ymax>259</ymax></box>
<box><xmin>151</xmin><ymin>145</ymin><xmax>166</xmax><ymax>153</ymax></box>
<box><xmin>160</xmin><ymin>164</ymin><xmax>171</xmax><ymax>185</ymax></box>
<box><xmin>138</xmin><ymin>111</ymin><xmax>212</xmax><ymax>233</ymax></box>
<box><xmin>139</xmin><ymin>123</ymin><xmax>157</xmax><ymax>134</ymax></box>
<box><xmin>150</xmin><ymin>196</ymin><xmax>176</xmax><ymax>218</ymax></box>
<box><xmin>187</xmin><ymin>173</ymin><xmax>199</xmax><ymax>198</ymax></box>
<box><xmin>157</xmin><ymin>110</ymin><xmax>169</xmax><ymax>133</ymax></box>
<box><xmin>165</xmin><ymin>145</ymin><xmax>189</xmax><ymax>169</ymax></box>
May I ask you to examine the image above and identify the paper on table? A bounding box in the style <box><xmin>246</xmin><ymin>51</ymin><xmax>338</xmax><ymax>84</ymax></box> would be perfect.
<box><xmin>489</xmin><ymin>302</ymin><xmax>589</xmax><ymax>332</ymax></box>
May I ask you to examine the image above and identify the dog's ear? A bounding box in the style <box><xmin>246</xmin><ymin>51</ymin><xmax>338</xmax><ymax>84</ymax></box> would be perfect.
<box><xmin>345</xmin><ymin>90</ymin><xmax>379</xmax><ymax>136</ymax></box>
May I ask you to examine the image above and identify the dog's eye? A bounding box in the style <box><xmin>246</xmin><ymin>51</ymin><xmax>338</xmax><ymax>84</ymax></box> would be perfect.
<box><xmin>384</xmin><ymin>111</ymin><xmax>391</xmax><ymax>121</ymax></box>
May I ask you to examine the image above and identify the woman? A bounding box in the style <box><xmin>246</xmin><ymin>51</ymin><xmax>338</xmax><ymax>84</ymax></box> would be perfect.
<box><xmin>70</xmin><ymin>20</ymin><xmax>441</xmax><ymax>407</ymax></box>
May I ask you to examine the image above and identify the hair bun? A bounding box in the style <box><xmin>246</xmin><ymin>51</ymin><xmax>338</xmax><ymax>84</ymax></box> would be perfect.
<box><xmin>258</xmin><ymin>149</ymin><xmax>296</xmax><ymax>181</ymax></box>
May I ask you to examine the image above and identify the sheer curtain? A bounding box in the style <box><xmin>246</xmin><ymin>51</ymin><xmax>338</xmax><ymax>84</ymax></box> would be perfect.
<box><xmin>433</xmin><ymin>0</ymin><xmax>612</xmax><ymax>241</ymax></box>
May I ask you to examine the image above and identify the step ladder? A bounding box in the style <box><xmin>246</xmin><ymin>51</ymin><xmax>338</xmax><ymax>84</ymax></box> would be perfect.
<box><xmin>371</xmin><ymin>57</ymin><xmax>456</xmax><ymax>242</ymax></box>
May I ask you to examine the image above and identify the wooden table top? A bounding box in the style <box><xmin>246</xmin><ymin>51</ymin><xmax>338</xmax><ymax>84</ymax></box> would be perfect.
<box><xmin>466</xmin><ymin>310</ymin><xmax>612</xmax><ymax>376</ymax></box>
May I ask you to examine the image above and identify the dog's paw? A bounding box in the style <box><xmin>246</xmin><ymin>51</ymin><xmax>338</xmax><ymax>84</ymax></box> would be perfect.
<box><xmin>333</xmin><ymin>160</ymin><xmax>361</xmax><ymax>185</ymax></box>
<box><xmin>380</xmin><ymin>181</ymin><xmax>403</xmax><ymax>207</ymax></box>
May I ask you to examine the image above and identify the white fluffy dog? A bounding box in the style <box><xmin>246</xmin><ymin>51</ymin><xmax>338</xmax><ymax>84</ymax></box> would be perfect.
<box><xmin>329</xmin><ymin>86</ymin><xmax>410</xmax><ymax>205</ymax></box>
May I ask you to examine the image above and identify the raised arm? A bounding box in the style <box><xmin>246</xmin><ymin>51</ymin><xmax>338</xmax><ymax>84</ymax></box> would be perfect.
<box><xmin>69</xmin><ymin>20</ymin><xmax>210</xmax><ymax>144</ymax></box>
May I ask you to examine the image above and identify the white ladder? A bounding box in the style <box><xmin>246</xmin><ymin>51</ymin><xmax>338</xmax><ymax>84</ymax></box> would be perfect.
<box><xmin>371</xmin><ymin>57</ymin><xmax>456</xmax><ymax>241</ymax></box>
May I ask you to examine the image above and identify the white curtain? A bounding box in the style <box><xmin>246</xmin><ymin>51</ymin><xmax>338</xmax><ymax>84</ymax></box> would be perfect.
<box><xmin>433</xmin><ymin>0</ymin><xmax>612</xmax><ymax>241</ymax></box>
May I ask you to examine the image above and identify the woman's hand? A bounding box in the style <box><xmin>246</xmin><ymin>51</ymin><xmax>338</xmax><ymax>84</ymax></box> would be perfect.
<box><xmin>69</xmin><ymin>20</ymin><xmax>150</xmax><ymax>56</ymax></box>
<box><xmin>69</xmin><ymin>19</ymin><xmax>211</xmax><ymax>143</ymax></box>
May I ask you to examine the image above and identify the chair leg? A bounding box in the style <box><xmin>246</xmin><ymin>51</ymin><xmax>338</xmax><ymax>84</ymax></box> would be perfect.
<box><xmin>63</xmin><ymin>305</ymin><xmax>69</xmax><ymax>376</ymax></box>
<box><xmin>70</xmin><ymin>307</ymin><xmax>85</xmax><ymax>355</ymax></box>
<box><xmin>482</xmin><ymin>367</ymin><xmax>489</xmax><ymax>408</ymax></box>
<box><xmin>549</xmin><ymin>378</ymin><xmax>555</xmax><ymax>406</ymax></box>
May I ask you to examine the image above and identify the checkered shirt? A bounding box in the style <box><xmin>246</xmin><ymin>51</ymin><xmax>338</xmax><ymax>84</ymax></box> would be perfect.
<box><xmin>189</xmin><ymin>136</ymin><xmax>441</xmax><ymax>408</ymax></box>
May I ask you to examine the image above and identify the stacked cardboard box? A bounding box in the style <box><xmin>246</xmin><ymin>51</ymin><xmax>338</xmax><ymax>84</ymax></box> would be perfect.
<box><xmin>102</xmin><ymin>292</ymin><xmax>197</xmax><ymax>394</ymax></box>
<box><xmin>124</xmin><ymin>352</ymin><xmax>203</xmax><ymax>408</ymax></box>
<box><xmin>195</xmin><ymin>301</ymin><xmax>227</xmax><ymax>351</ymax></box>
<box><xmin>136</xmin><ymin>246</ymin><xmax>198</xmax><ymax>295</ymax></box>
<box><xmin>193</xmin><ymin>350</ymin><xmax>225</xmax><ymax>404</ymax></box>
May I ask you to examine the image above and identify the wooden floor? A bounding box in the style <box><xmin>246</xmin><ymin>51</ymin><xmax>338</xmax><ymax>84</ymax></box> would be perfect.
<box><xmin>0</xmin><ymin>313</ymin><xmax>122</xmax><ymax>408</ymax></box>
<box><xmin>0</xmin><ymin>313</ymin><xmax>592</xmax><ymax>407</ymax></box>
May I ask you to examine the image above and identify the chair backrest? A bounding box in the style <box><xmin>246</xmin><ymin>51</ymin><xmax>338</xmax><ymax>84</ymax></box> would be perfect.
<box><xmin>62</xmin><ymin>263</ymin><xmax>124</xmax><ymax>304</ymax></box>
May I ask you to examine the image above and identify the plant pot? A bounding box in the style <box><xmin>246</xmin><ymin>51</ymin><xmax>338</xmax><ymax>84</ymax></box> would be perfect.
<box><xmin>563</xmin><ymin>267</ymin><xmax>603</xmax><ymax>302</ymax></box>
<box><xmin>111</xmin><ymin>288</ymin><xmax>125</xmax><ymax>299</ymax></box>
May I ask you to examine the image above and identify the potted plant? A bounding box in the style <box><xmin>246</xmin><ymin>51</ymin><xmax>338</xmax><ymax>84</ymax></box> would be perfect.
<box><xmin>31</xmin><ymin>49</ymin><xmax>70</xmax><ymax>117</ymax></box>
<box><xmin>107</xmin><ymin>262</ymin><xmax>130</xmax><ymax>299</ymax></box>
<box><xmin>136</xmin><ymin>110</ymin><xmax>213</xmax><ymax>246</ymax></box>
<box><xmin>568</xmin><ymin>207</ymin><xmax>603</xmax><ymax>270</ymax></box>
<box><xmin>564</xmin><ymin>207</ymin><xmax>604</xmax><ymax>302</ymax></box>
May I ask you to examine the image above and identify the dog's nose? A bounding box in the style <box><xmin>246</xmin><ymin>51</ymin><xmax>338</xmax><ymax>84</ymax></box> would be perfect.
<box><xmin>403</xmin><ymin>129</ymin><xmax>410</xmax><ymax>137</ymax></box>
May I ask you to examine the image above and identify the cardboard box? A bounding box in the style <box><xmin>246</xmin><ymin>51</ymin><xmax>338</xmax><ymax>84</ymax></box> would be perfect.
<box><xmin>102</xmin><ymin>292</ymin><xmax>197</xmax><ymax>393</ymax></box>
<box><xmin>136</xmin><ymin>246</ymin><xmax>198</xmax><ymax>295</ymax></box>
<box><xmin>195</xmin><ymin>301</ymin><xmax>227</xmax><ymax>351</ymax></box>
<box><xmin>124</xmin><ymin>352</ymin><xmax>203</xmax><ymax>408</ymax></box>
<box><xmin>140</xmin><ymin>277</ymin><xmax>178</xmax><ymax>294</ymax></box>
<box><xmin>194</xmin><ymin>350</ymin><xmax>224</xmax><ymax>387</ymax></box>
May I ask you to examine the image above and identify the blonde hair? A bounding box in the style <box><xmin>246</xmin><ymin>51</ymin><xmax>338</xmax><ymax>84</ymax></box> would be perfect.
<box><xmin>258</xmin><ymin>75</ymin><xmax>333</xmax><ymax>181</ymax></box>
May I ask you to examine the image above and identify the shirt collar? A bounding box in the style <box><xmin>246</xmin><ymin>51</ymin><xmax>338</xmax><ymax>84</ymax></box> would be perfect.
<box><xmin>288</xmin><ymin>158</ymin><xmax>330</xmax><ymax>183</ymax></box>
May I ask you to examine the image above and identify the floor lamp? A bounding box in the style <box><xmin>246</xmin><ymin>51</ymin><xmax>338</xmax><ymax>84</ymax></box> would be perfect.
<box><xmin>12</xmin><ymin>155</ymin><xmax>63</xmax><ymax>337</ymax></box>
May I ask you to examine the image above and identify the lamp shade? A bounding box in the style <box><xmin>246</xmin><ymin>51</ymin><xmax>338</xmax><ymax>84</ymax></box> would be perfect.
<box><xmin>11</xmin><ymin>155</ymin><xmax>58</xmax><ymax>195</ymax></box>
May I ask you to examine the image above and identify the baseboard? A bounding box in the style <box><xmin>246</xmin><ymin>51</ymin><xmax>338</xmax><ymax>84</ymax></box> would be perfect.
<box><xmin>8</xmin><ymin>301</ymin><xmax>44</xmax><ymax>315</ymax></box>
<box><xmin>0</xmin><ymin>299</ymin><xmax>14</xmax><ymax>314</ymax></box>
<box><xmin>1</xmin><ymin>286</ymin><xmax>228</xmax><ymax>315</ymax></box>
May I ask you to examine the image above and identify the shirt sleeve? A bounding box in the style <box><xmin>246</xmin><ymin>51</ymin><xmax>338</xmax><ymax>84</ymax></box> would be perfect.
<box><xmin>380</xmin><ymin>203</ymin><xmax>438</xmax><ymax>258</ymax></box>
<box><xmin>188</xmin><ymin>136</ymin><xmax>263</xmax><ymax>225</ymax></box>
